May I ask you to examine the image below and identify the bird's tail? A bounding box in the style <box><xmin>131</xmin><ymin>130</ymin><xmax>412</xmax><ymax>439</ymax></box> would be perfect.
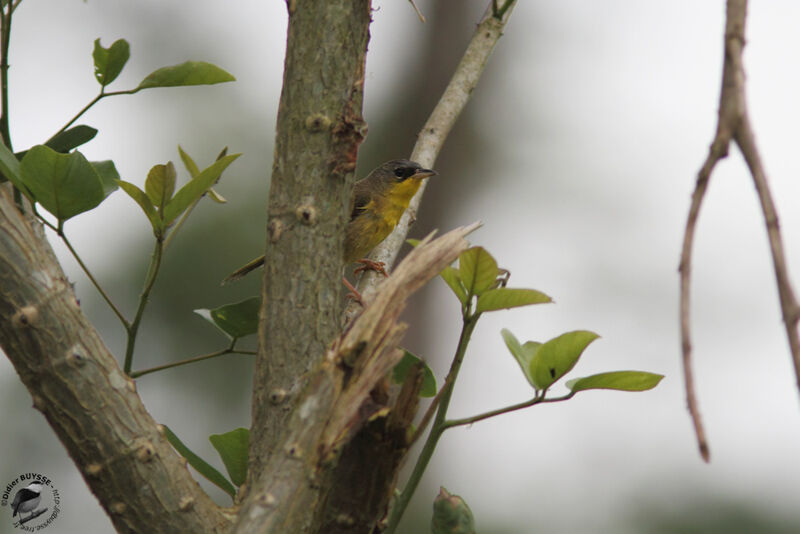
<box><xmin>222</xmin><ymin>255</ymin><xmax>265</xmax><ymax>285</ymax></box>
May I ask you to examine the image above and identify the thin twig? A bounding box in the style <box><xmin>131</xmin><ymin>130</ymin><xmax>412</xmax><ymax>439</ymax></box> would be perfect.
<box><xmin>735</xmin><ymin>114</ymin><xmax>800</xmax><ymax>392</ymax></box>
<box><xmin>130</xmin><ymin>346</ymin><xmax>256</xmax><ymax>378</ymax></box>
<box><xmin>0</xmin><ymin>0</ymin><xmax>13</xmax><ymax>149</ymax></box>
<box><xmin>57</xmin><ymin>227</ymin><xmax>130</xmax><ymax>329</ymax></box>
<box><xmin>124</xmin><ymin>238</ymin><xmax>164</xmax><ymax>374</ymax></box>
<box><xmin>37</xmin><ymin>210</ymin><xmax>129</xmax><ymax>327</ymax></box>
<box><xmin>679</xmin><ymin>0</ymin><xmax>800</xmax><ymax>462</ymax></box>
<box><xmin>408</xmin><ymin>0</ymin><xmax>425</xmax><ymax>23</ymax></box>
<box><xmin>443</xmin><ymin>390</ymin><xmax>573</xmax><ymax>430</ymax></box>
<box><xmin>53</xmin><ymin>88</ymin><xmax>136</xmax><ymax>139</ymax></box>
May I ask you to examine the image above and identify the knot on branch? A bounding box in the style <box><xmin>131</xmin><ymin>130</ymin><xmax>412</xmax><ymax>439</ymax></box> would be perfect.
<box><xmin>135</xmin><ymin>440</ymin><xmax>156</xmax><ymax>463</ymax></box>
<box><xmin>268</xmin><ymin>218</ymin><xmax>284</xmax><ymax>243</ymax></box>
<box><xmin>269</xmin><ymin>388</ymin><xmax>288</xmax><ymax>404</ymax></box>
<box><xmin>65</xmin><ymin>344</ymin><xmax>88</xmax><ymax>367</ymax></box>
<box><xmin>255</xmin><ymin>492</ymin><xmax>276</xmax><ymax>508</ymax></box>
<box><xmin>85</xmin><ymin>464</ymin><xmax>103</xmax><ymax>477</ymax></box>
<box><xmin>178</xmin><ymin>496</ymin><xmax>195</xmax><ymax>512</ymax></box>
<box><xmin>295</xmin><ymin>202</ymin><xmax>318</xmax><ymax>226</ymax></box>
<box><xmin>305</xmin><ymin>113</ymin><xmax>331</xmax><ymax>132</ymax></box>
<box><xmin>12</xmin><ymin>305</ymin><xmax>38</xmax><ymax>328</ymax></box>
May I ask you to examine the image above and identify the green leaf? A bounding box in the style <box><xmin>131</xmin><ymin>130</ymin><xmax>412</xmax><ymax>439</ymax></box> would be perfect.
<box><xmin>440</xmin><ymin>266</ymin><xmax>468</xmax><ymax>305</ymax></box>
<box><xmin>0</xmin><ymin>140</ymin><xmax>32</xmax><ymax>198</ymax></box>
<box><xmin>93</xmin><ymin>38</ymin><xmax>130</xmax><ymax>86</ymax></box>
<box><xmin>15</xmin><ymin>125</ymin><xmax>100</xmax><ymax>162</ymax></box>
<box><xmin>179</xmin><ymin>146</ymin><xmax>228</xmax><ymax>203</ymax></box>
<box><xmin>195</xmin><ymin>296</ymin><xmax>260</xmax><ymax>339</ymax></box>
<box><xmin>458</xmin><ymin>247</ymin><xmax>498</xmax><ymax>298</ymax></box>
<box><xmin>90</xmin><ymin>160</ymin><xmax>120</xmax><ymax>198</ymax></box>
<box><xmin>476</xmin><ymin>288</ymin><xmax>552</xmax><ymax>313</ymax></box>
<box><xmin>431</xmin><ymin>487</ymin><xmax>476</xmax><ymax>534</ymax></box>
<box><xmin>530</xmin><ymin>330</ymin><xmax>599</xmax><ymax>390</ymax></box>
<box><xmin>163</xmin><ymin>153</ymin><xmax>239</xmax><ymax>226</ymax></box>
<box><xmin>20</xmin><ymin>145</ymin><xmax>107</xmax><ymax>220</ymax></box>
<box><xmin>567</xmin><ymin>371</ymin><xmax>664</xmax><ymax>393</ymax></box>
<box><xmin>406</xmin><ymin>238</ymin><xmax>421</xmax><ymax>247</ymax></box>
<box><xmin>162</xmin><ymin>425</ymin><xmax>236</xmax><ymax>499</ymax></box>
<box><xmin>178</xmin><ymin>145</ymin><xmax>200</xmax><ymax>178</ymax></box>
<box><xmin>206</xmin><ymin>189</ymin><xmax>227</xmax><ymax>204</ymax></box>
<box><xmin>117</xmin><ymin>179</ymin><xmax>162</xmax><ymax>233</ymax></box>
<box><xmin>392</xmin><ymin>350</ymin><xmax>437</xmax><ymax>397</ymax></box>
<box><xmin>45</xmin><ymin>125</ymin><xmax>98</xmax><ymax>153</ymax></box>
<box><xmin>145</xmin><ymin>162</ymin><xmax>177</xmax><ymax>211</ymax></box>
<box><xmin>501</xmin><ymin>329</ymin><xmax>540</xmax><ymax>389</ymax></box>
<box><xmin>137</xmin><ymin>61</ymin><xmax>235</xmax><ymax>90</ymax></box>
<box><xmin>209</xmin><ymin>428</ymin><xmax>249</xmax><ymax>487</ymax></box>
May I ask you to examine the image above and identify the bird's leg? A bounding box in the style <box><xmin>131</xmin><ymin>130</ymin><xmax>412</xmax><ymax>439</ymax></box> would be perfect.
<box><xmin>353</xmin><ymin>258</ymin><xmax>388</xmax><ymax>277</ymax></box>
<box><xmin>342</xmin><ymin>276</ymin><xmax>364</xmax><ymax>306</ymax></box>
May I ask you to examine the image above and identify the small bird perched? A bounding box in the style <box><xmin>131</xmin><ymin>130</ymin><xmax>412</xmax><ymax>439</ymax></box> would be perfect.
<box><xmin>11</xmin><ymin>481</ymin><xmax>43</xmax><ymax>520</ymax></box>
<box><xmin>223</xmin><ymin>159</ymin><xmax>436</xmax><ymax>285</ymax></box>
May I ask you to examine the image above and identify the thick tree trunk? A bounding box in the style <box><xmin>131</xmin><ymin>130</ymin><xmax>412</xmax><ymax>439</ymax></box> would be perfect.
<box><xmin>248</xmin><ymin>0</ymin><xmax>371</xmax><ymax>482</ymax></box>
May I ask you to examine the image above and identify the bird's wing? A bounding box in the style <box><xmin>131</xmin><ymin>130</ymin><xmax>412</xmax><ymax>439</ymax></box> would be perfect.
<box><xmin>350</xmin><ymin>179</ymin><xmax>372</xmax><ymax>221</ymax></box>
<box><xmin>11</xmin><ymin>488</ymin><xmax>34</xmax><ymax>514</ymax></box>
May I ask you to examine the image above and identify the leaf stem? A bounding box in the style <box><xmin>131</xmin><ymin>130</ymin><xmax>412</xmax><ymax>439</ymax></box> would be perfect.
<box><xmin>130</xmin><ymin>342</ymin><xmax>255</xmax><ymax>379</ymax></box>
<box><xmin>0</xmin><ymin>0</ymin><xmax>13</xmax><ymax>150</ymax></box>
<box><xmin>385</xmin><ymin>314</ymin><xmax>479</xmax><ymax>534</ymax></box>
<box><xmin>494</xmin><ymin>0</ymin><xmax>516</xmax><ymax>19</ymax></box>
<box><xmin>123</xmin><ymin>237</ymin><xmax>164</xmax><ymax>374</ymax></box>
<box><xmin>443</xmin><ymin>390</ymin><xmax>575</xmax><ymax>430</ymax></box>
<box><xmin>55</xmin><ymin>225</ymin><xmax>130</xmax><ymax>329</ymax></box>
<box><xmin>53</xmin><ymin>88</ymin><xmax>137</xmax><ymax>139</ymax></box>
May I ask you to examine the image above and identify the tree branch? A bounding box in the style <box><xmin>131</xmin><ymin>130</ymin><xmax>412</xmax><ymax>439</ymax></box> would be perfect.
<box><xmin>346</xmin><ymin>1</ymin><xmax>518</xmax><ymax>318</ymax></box>
<box><xmin>247</xmin><ymin>0</ymin><xmax>372</xmax><ymax>482</ymax></box>
<box><xmin>0</xmin><ymin>187</ymin><xmax>230</xmax><ymax>533</ymax></box>
<box><xmin>679</xmin><ymin>0</ymin><xmax>800</xmax><ymax>462</ymax></box>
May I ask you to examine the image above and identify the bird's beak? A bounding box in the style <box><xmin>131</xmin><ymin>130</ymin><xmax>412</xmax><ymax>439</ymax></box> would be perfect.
<box><xmin>413</xmin><ymin>168</ymin><xmax>437</xmax><ymax>179</ymax></box>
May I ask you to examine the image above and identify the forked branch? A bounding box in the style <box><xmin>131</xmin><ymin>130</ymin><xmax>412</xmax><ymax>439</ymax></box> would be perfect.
<box><xmin>679</xmin><ymin>0</ymin><xmax>800</xmax><ymax>462</ymax></box>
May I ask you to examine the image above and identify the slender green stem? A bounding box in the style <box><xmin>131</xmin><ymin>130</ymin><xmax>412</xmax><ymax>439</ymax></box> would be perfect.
<box><xmin>443</xmin><ymin>391</ymin><xmax>575</xmax><ymax>430</ymax></box>
<box><xmin>54</xmin><ymin>224</ymin><xmax>130</xmax><ymax>329</ymax></box>
<box><xmin>162</xmin><ymin>197</ymin><xmax>199</xmax><ymax>251</ymax></box>
<box><xmin>495</xmin><ymin>0</ymin><xmax>515</xmax><ymax>19</ymax></box>
<box><xmin>385</xmin><ymin>315</ymin><xmax>479</xmax><ymax>534</ymax></box>
<box><xmin>53</xmin><ymin>88</ymin><xmax>137</xmax><ymax>139</ymax></box>
<box><xmin>0</xmin><ymin>0</ymin><xmax>13</xmax><ymax>150</ymax></box>
<box><xmin>123</xmin><ymin>238</ymin><xmax>164</xmax><ymax>374</ymax></box>
<box><xmin>130</xmin><ymin>343</ymin><xmax>256</xmax><ymax>379</ymax></box>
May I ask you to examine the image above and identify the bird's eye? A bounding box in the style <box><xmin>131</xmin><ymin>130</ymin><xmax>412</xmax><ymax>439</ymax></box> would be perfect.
<box><xmin>394</xmin><ymin>167</ymin><xmax>414</xmax><ymax>179</ymax></box>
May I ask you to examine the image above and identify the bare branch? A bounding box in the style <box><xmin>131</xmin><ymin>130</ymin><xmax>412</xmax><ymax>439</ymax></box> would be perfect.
<box><xmin>680</xmin><ymin>0</ymin><xmax>800</xmax><ymax>462</ymax></box>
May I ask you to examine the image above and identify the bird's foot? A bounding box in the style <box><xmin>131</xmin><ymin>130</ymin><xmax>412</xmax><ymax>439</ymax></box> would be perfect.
<box><xmin>342</xmin><ymin>277</ymin><xmax>364</xmax><ymax>306</ymax></box>
<box><xmin>353</xmin><ymin>259</ymin><xmax>388</xmax><ymax>277</ymax></box>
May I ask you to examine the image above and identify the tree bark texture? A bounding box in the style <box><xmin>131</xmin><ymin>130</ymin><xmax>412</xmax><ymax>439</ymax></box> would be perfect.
<box><xmin>249</xmin><ymin>0</ymin><xmax>372</xmax><ymax>479</ymax></box>
<box><xmin>0</xmin><ymin>186</ymin><xmax>230</xmax><ymax>534</ymax></box>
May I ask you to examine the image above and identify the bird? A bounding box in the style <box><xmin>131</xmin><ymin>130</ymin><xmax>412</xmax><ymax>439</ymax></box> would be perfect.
<box><xmin>11</xmin><ymin>481</ymin><xmax>43</xmax><ymax>520</ymax></box>
<box><xmin>223</xmin><ymin>159</ymin><xmax>437</xmax><ymax>290</ymax></box>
